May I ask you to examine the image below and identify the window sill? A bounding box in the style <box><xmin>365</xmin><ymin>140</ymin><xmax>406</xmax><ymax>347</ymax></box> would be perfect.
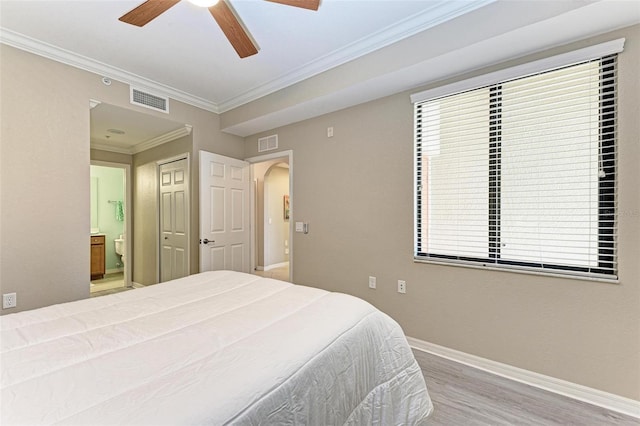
<box><xmin>413</xmin><ymin>257</ymin><xmax>619</xmax><ymax>284</ymax></box>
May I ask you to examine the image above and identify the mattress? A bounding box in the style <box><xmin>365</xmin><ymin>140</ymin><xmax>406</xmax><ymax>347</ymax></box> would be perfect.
<box><xmin>1</xmin><ymin>271</ymin><xmax>432</xmax><ymax>425</ymax></box>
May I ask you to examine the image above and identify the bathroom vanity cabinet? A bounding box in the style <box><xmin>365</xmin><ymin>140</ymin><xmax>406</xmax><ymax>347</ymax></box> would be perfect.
<box><xmin>90</xmin><ymin>235</ymin><xmax>105</xmax><ymax>280</ymax></box>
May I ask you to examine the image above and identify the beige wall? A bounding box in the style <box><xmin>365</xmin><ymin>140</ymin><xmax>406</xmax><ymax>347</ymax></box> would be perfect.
<box><xmin>0</xmin><ymin>45</ymin><xmax>244</xmax><ymax>312</ymax></box>
<box><xmin>91</xmin><ymin>149</ymin><xmax>133</xmax><ymax>165</ymax></box>
<box><xmin>1</xmin><ymin>46</ymin><xmax>92</xmax><ymax>310</ymax></box>
<box><xmin>243</xmin><ymin>25</ymin><xmax>640</xmax><ymax>400</ymax></box>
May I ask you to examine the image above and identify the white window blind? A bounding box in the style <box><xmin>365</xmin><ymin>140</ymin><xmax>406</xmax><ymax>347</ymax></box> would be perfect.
<box><xmin>414</xmin><ymin>54</ymin><xmax>618</xmax><ymax>280</ymax></box>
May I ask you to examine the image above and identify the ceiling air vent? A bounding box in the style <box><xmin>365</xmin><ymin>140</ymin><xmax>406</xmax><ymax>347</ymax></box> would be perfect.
<box><xmin>258</xmin><ymin>135</ymin><xmax>278</xmax><ymax>152</ymax></box>
<box><xmin>130</xmin><ymin>87</ymin><xmax>169</xmax><ymax>113</ymax></box>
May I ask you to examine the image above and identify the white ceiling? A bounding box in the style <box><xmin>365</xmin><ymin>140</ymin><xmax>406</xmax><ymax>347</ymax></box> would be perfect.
<box><xmin>0</xmin><ymin>0</ymin><xmax>493</xmax><ymax>112</ymax></box>
<box><xmin>2</xmin><ymin>0</ymin><xmax>639</xmax><ymax>147</ymax></box>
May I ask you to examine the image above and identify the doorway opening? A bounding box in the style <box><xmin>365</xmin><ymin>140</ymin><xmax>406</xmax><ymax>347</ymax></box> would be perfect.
<box><xmin>90</xmin><ymin>161</ymin><xmax>132</xmax><ymax>293</ymax></box>
<box><xmin>247</xmin><ymin>151</ymin><xmax>293</xmax><ymax>282</ymax></box>
<box><xmin>90</xmin><ymin>101</ymin><xmax>191</xmax><ymax>287</ymax></box>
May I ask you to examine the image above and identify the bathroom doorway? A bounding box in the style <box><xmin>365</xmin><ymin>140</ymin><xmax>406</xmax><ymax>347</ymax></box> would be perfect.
<box><xmin>90</xmin><ymin>161</ymin><xmax>132</xmax><ymax>293</ymax></box>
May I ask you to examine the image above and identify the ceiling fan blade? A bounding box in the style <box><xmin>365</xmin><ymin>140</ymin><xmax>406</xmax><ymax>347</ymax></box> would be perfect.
<box><xmin>265</xmin><ymin>0</ymin><xmax>319</xmax><ymax>11</ymax></box>
<box><xmin>209</xmin><ymin>1</ymin><xmax>258</xmax><ymax>58</ymax></box>
<box><xmin>119</xmin><ymin>0</ymin><xmax>181</xmax><ymax>27</ymax></box>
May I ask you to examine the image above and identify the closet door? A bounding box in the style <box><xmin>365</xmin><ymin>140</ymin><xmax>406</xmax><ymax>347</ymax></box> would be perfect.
<box><xmin>159</xmin><ymin>158</ymin><xmax>189</xmax><ymax>282</ymax></box>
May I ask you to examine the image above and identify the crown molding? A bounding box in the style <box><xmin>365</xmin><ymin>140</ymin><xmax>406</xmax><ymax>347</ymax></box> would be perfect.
<box><xmin>0</xmin><ymin>28</ymin><xmax>219</xmax><ymax>113</ymax></box>
<box><xmin>216</xmin><ymin>0</ymin><xmax>495</xmax><ymax>112</ymax></box>
<box><xmin>91</xmin><ymin>124</ymin><xmax>192</xmax><ymax>155</ymax></box>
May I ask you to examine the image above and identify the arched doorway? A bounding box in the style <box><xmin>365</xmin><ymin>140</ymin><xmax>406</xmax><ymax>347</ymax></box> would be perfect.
<box><xmin>249</xmin><ymin>153</ymin><xmax>292</xmax><ymax>282</ymax></box>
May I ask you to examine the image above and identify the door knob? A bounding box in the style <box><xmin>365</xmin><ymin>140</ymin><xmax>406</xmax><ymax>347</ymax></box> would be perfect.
<box><xmin>201</xmin><ymin>238</ymin><xmax>215</xmax><ymax>245</ymax></box>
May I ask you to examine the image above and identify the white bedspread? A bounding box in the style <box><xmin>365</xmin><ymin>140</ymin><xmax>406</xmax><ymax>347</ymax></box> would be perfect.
<box><xmin>1</xmin><ymin>271</ymin><xmax>432</xmax><ymax>425</ymax></box>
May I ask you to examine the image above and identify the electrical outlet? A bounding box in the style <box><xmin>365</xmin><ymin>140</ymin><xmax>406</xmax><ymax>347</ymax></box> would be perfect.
<box><xmin>3</xmin><ymin>292</ymin><xmax>17</xmax><ymax>309</ymax></box>
<box><xmin>397</xmin><ymin>280</ymin><xmax>406</xmax><ymax>294</ymax></box>
<box><xmin>368</xmin><ymin>276</ymin><xmax>376</xmax><ymax>289</ymax></box>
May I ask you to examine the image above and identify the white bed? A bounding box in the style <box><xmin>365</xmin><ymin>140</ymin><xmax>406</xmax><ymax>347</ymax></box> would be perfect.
<box><xmin>1</xmin><ymin>271</ymin><xmax>432</xmax><ymax>425</ymax></box>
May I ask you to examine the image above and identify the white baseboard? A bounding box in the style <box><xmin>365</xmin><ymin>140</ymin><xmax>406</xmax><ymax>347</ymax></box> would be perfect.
<box><xmin>407</xmin><ymin>337</ymin><xmax>640</xmax><ymax>419</ymax></box>
<box><xmin>105</xmin><ymin>268</ymin><xmax>124</xmax><ymax>274</ymax></box>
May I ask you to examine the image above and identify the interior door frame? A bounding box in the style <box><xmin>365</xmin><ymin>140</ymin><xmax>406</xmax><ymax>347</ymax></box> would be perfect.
<box><xmin>245</xmin><ymin>150</ymin><xmax>294</xmax><ymax>282</ymax></box>
<box><xmin>90</xmin><ymin>160</ymin><xmax>132</xmax><ymax>288</ymax></box>
<box><xmin>156</xmin><ymin>153</ymin><xmax>190</xmax><ymax>283</ymax></box>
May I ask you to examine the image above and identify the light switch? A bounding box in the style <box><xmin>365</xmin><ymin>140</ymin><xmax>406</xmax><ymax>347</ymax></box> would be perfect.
<box><xmin>295</xmin><ymin>222</ymin><xmax>304</xmax><ymax>232</ymax></box>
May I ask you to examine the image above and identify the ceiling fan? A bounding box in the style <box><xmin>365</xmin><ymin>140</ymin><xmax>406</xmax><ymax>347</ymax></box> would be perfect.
<box><xmin>119</xmin><ymin>0</ymin><xmax>320</xmax><ymax>58</ymax></box>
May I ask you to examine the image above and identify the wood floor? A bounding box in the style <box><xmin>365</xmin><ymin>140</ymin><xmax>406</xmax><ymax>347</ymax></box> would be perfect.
<box><xmin>414</xmin><ymin>350</ymin><xmax>639</xmax><ymax>425</ymax></box>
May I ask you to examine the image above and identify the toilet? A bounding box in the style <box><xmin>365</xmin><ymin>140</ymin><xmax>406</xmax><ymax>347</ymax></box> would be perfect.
<box><xmin>114</xmin><ymin>235</ymin><xmax>125</xmax><ymax>266</ymax></box>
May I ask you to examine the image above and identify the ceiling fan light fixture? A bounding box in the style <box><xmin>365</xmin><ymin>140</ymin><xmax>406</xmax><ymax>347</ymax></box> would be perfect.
<box><xmin>187</xmin><ymin>0</ymin><xmax>219</xmax><ymax>7</ymax></box>
<box><xmin>119</xmin><ymin>0</ymin><xmax>319</xmax><ymax>58</ymax></box>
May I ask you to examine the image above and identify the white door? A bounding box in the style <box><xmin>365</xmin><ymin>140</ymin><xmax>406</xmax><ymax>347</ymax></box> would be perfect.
<box><xmin>200</xmin><ymin>151</ymin><xmax>250</xmax><ymax>272</ymax></box>
<box><xmin>159</xmin><ymin>158</ymin><xmax>189</xmax><ymax>282</ymax></box>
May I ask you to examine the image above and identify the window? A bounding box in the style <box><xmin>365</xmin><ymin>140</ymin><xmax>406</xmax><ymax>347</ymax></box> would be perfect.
<box><xmin>413</xmin><ymin>44</ymin><xmax>620</xmax><ymax>280</ymax></box>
